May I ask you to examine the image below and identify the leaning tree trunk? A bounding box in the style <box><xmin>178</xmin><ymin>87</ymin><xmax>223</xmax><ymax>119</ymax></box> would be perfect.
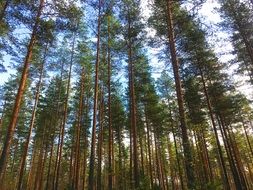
<box><xmin>166</xmin><ymin>0</ymin><xmax>195</xmax><ymax>188</ymax></box>
<box><xmin>0</xmin><ymin>0</ymin><xmax>44</xmax><ymax>184</ymax></box>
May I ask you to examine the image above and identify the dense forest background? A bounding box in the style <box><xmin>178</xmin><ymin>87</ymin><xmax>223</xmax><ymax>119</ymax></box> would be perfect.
<box><xmin>0</xmin><ymin>0</ymin><xmax>253</xmax><ymax>189</ymax></box>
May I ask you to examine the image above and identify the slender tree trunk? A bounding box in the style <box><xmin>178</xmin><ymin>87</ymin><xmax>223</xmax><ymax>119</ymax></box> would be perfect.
<box><xmin>166</xmin><ymin>1</ymin><xmax>195</xmax><ymax>188</ymax></box>
<box><xmin>82</xmin><ymin>98</ymin><xmax>89</xmax><ymax>190</ymax></box>
<box><xmin>127</xmin><ymin>9</ymin><xmax>139</xmax><ymax>188</ymax></box>
<box><xmin>144</xmin><ymin>107</ymin><xmax>154</xmax><ymax>189</ymax></box>
<box><xmin>158</xmin><ymin>143</ymin><xmax>167</xmax><ymax>190</ymax></box>
<box><xmin>88</xmin><ymin>1</ymin><xmax>102</xmax><ymax>189</ymax></box>
<box><xmin>54</xmin><ymin>32</ymin><xmax>76</xmax><ymax>190</ymax></box>
<box><xmin>198</xmin><ymin>66</ymin><xmax>230</xmax><ymax>189</ymax></box>
<box><xmin>26</xmin><ymin>142</ymin><xmax>38</xmax><ymax>190</ymax></box>
<box><xmin>107</xmin><ymin>14</ymin><xmax>114</xmax><ymax>190</ymax></box>
<box><xmin>140</xmin><ymin>133</ymin><xmax>145</xmax><ymax>176</ymax></box>
<box><xmin>116</xmin><ymin>123</ymin><xmax>123</xmax><ymax>189</ymax></box>
<box><xmin>154</xmin><ymin>135</ymin><xmax>162</xmax><ymax>188</ymax></box>
<box><xmin>0</xmin><ymin>0</ymin><xmax>44</xmax><ymax>184</ymax></box>
<box><xmin>201</xmin><ymin>129</ymin><xmax>214</xmax><ymax>182</ymax></box>
<box><xmin>52</xmin><ymin>62</ymin><xmax>64</xmax><ymax>189</ymax></box>
<box><xmin>45</xmin><ymin>139</ymin><xmax>54</xmax><ymax>190</ymax></box>
<box><xmin>73</xmin><ymin>67</ymin><xmax>85</xmax><ymax>190</ymax></box>
<box><xmin>70</xmin><ymin>140</ymin><xmax>74</xmax><ymax>187</ymax></box>
<box><xmin>34</xmin><ymin>146</ymin><xmax>44</xmax><ymax>190</ymax></box>
<box><xmin>193</xmin><ymin>132</ymin><xmax>206</xmax><ymax>185</ymax></box>
<box><xmin>171</xmin><ymin>117</ymin><xmax>185</xmax><ymax>190</ymax></box>
<box><xmin>129</xmin><ymin>122</ymin><xmax>133</xmax><ymax>189</ymax></box>
<box><xmin>82</xmin><ymin>149</ymin><xmax>87</xmax><ymax>189</ymax></box>
<box><xmin>97</xmin><ymin>88</ymin><xmax>104</xmax><ymax>190</ymax></box>
<box><xmin>167</xmin><ymin>136</ymin><xmax>176</xmax><ymax>190</ymax></box>
<box><xmin>228</xmin><ymin>124</ymin><xmax>249</xmax><ymax>189</ymax></box>
<box><xmin>38</xmin><ymin>144</ymin><xmax>49</xmax><ymax>190</ymax></box>
<box><xmin>242</xmin><ymin>120</ymin><xmax>253</xmax><ymax>157</ymax></box>
<box><xmin>218</xmin><ymin>117</ymin><xmax>242</xmax><ymax>189</ymax></box>
<box><xmin>17</xmin><ymin>43</ymin><xmax>47</xmax><ymax>190</ymax></box>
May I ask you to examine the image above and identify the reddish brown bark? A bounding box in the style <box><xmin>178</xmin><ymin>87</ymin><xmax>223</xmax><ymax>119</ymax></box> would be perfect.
<box><xmin>97</xmin><ymin>88</ymin><xmax>104</xmax><ymax>190</ymax></box>
<box><xmin>144</xmin><ymin>108</ymin><xmax>154</xmax><ymax>189</ymax></box>
<box><xmin>73</xmin><ymin>67</ymin><xmax>85</xmax><ymax>190</ymax></box>
<box><xmin>166</xmin><ymin>0</ymin><xmax>195</xmax><ymax>188</ymax></box>
<box><xmin>17</xmin><ymin>43</ymin><xmax>47</xmax><ymax>190</ymax></box>
<box><xmin>198</xmin><ymin>66</ymin><xmax>230</xmax><ymax>189</ymax></box>
<box><xmin>107</xmin><ymin>14</ymin><xmax>114</xmax><ymax>190</ymax></box>
<box><xmin>0</xmin><ymin>0</ymin><xmax>44</xmax><ymax>184</ymax></box>
<box><xmin>127</xmin><ymin>9</ymin><xmax>139</xmax><ymax>188</ymax></box>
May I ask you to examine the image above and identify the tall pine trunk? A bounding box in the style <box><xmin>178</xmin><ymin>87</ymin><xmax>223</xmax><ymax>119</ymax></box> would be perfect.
<box><xmin>52</xmin><ymin>61</ymin><xmax>65</xmax><ymax>189</ymax></box>
<box><xmin>54</xmin><ymin>32</ymin><xmax>76</xmax><ymax>190</ymax></box>
<box><xmin>73</xmin><ymin>67</ymin><xmax>85</xmax><ymax>190</ymax></box>
<box><xmin>45</xmin><ymin>138</ymin><xmax>54</xmax><ymax>190</ymax></box>
<box><xmin>127</xmin><ymin>10</ymin><xmax>139</xmax><ymax>188</ymax></box>
<box><xmin>97</xmin><ymin>88</ymin><xmax>104</xmax><ymax>190</ymax></box>
<box><xmin>198</xmin><ymin>66</ymin><xmax>230</xmax><ymax>189</ymax></box>
<box><xmin>107</xmin><ymin>14</ymin><xmax>114</xmax><ymax>190</ymax></box>
<box><xmin>165</xmin><ymin>1</ymin><xmax>195</xmax><ymax>188</ymax></box>
<box><xmin>144</xmin><ymin>107</ymin><xmax>154</xmax><ymax>189</ymax></box>
<box><xmin>17</xmin><ymin>43</ymin><xmax>48</xmax><ymax>190</ymax></box>
<box><xmin>0</xmin><ymin>0</ymin><xmax>44</xmax><ymax>184</ymax></box>
<box><xmin>88</xmin><ymin>0</ymin><xmax>102</xmax><ymax>188</ymax></box>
